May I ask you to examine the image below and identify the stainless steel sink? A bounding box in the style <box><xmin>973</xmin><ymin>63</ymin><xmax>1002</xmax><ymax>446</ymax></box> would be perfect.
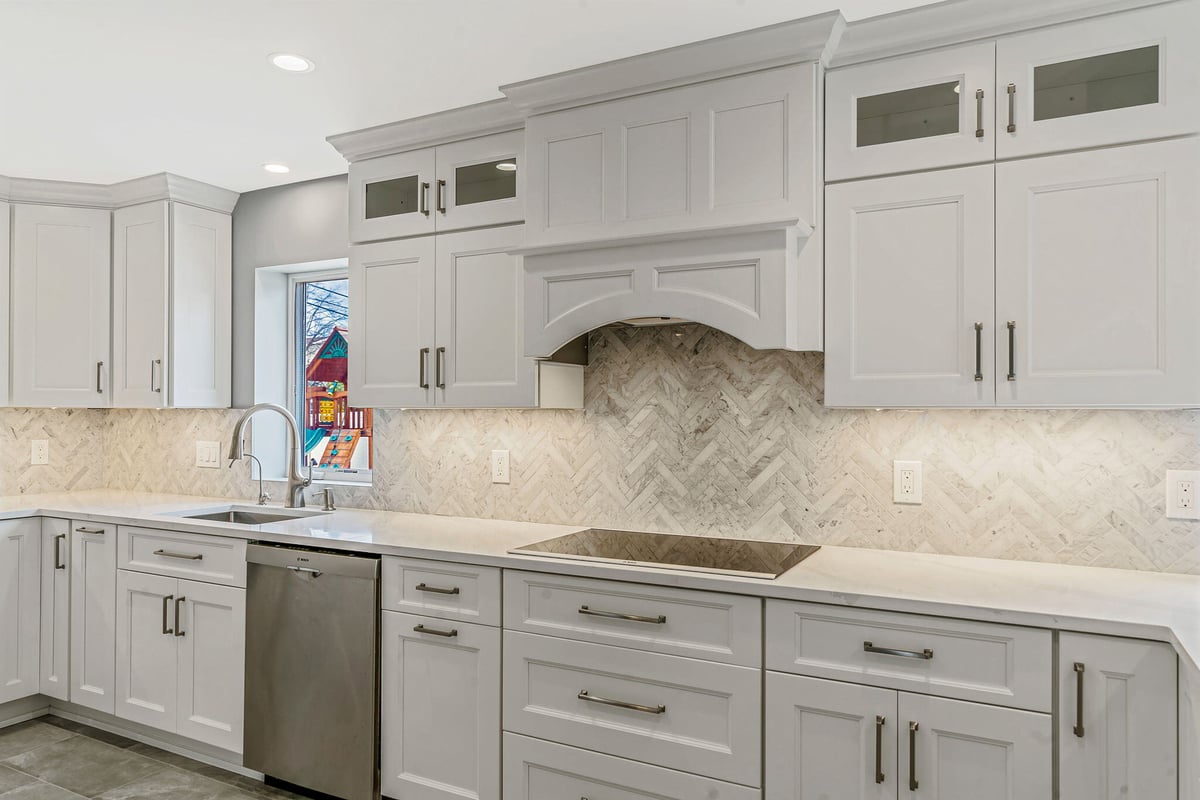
<box><xmin>171</xmin><ymin>505</ymin><xmax>326</xmax><ymax>526</ymax></box>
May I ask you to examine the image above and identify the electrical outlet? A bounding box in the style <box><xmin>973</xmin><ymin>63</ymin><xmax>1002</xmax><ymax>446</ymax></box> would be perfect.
<box><xmin>1167</xmin><ymin>470</ymin><xmax>1200</xmax><ymax>520</ymax></box>
<box><xmin>30</xmin><ymin>440</ymin><xmax>48</xmax><ymax>465</ymax></box>
<box><xmin>195</xmin><ymin>441</ymin><xmax>222</xmax><ymax>469</ymax></box>
<box><xmin>893</xmin><ymin>460</ymin><xmax>923</xmax><ymax>504</ymax></box>
<box><xmin>491</xmin><ymin>450</ymin><xmax>511</xmax><ymax>484</ymax></box>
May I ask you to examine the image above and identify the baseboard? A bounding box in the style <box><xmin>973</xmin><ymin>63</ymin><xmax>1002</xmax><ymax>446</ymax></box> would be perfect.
<box><xmin>0</xmin><ymin>696</ymin><xmax>52</xmax><ymax>729</ymax></box>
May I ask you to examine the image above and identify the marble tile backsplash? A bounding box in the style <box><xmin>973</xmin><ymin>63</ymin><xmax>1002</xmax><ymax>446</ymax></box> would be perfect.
<box><xmin>5</xmin><ymin>324</ymin><xmax>1200</xmax><ymax>574</ymax></box>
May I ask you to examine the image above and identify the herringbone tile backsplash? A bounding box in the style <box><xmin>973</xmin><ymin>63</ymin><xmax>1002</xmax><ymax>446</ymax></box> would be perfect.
<box><xmin>6</xmin><ymin>324</ymin><xmax>1200</xmax><ymax>573</ymax></box>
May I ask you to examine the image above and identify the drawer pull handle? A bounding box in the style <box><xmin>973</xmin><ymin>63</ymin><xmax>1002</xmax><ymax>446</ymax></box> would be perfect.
<box><xmin>161</xmin><ymin>594</ymin><xmax>174</xmax><ymax>635</ymax></box>
<box><xmin>1073</xmin><ymin>662</ymin><xmax>1085</xmax><ymax>738</ymax></box>
<box><xmin>875</xmin><ymin>715</ymin><xmax>886</xmax><ymax>784</ymax></box>
<box><xmin>909</xmin><ymin>721</ymin><xmax>919</xmax><ymax>791</ymax></box>
<box><xmin>75</xmin><ymin>527</ymin><xmax>105</xmax><ymax>535</ymax></box>
<box><xmin>415</xmin><ymin>582</ymin><xmax>460</xmax><ymax>595</ymax></box>
<box><xmin>153</xmin><ymin>549</ymin><xmax>204</xmax><ymax>561</ymax></box>
<box><xmin>54</xmin><ymin>534</ymin><xmax>67</xmax><ymax>569</ymax></box>
<box><xmin>174</xmin><ymin>596</ymin><xmax>186</xmax><ymax>637</ymax></box>
<box><xmin>864</xmin><ymin>641</ymin><xmax>933</xmax><ymax>660</ymax></box>
<box><xmin>413</xmin><ymin>624</ymin><xmax>458</xmax><ymax>638</ymax></box>
<box><xmin>578</xmin><ymin>606</ymin><xmax>666</xmax><ymax>624</ymax></box>
<box><xmin>577</xmin><ymin>690</ymin><xmax>665</xmax><ymax>715</ymax></box>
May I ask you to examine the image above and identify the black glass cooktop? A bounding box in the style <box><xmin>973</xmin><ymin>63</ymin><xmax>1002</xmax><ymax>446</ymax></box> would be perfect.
<box><xmin>511</xmin><ymin>528</ymin><xmax>819</xmax><ymax>579</ymax></box>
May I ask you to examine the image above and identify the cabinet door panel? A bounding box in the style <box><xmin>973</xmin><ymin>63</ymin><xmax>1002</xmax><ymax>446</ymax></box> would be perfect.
<box><xmin>0</xmin><ymin>201</ymin><xmax>11</xmax><ymax>406</ymax></box>
<box><xmin>176</xmin><ymin>580</ymin><xmax>245</xmax><ymax>753</ymax></box>
<box><xmin>825</xmin><ymin>165</ymin><xmax>995</xmax><ymax>407</ymax></box>
<box><xmin>382</xmin><ymin>612</ymin><xmax>500</xmax><ymax>800</ymax></box>
<box><xmin>0</xmin><ymin>519</ymin><xmax>41</xmax><ymax>705</ymax></box>
<box><xmin>170</xmin><ymin>204</ymin><xmax>232</xmax><ymax>408</ymax></box>
<box><xmin>1059</xmin><ymin>633</ymin><xmax>1177</xmax><ymax>800</ymax></box>
<box><xmin>898</xmin><ymin>693</ymin><xmax>1051</xmax><ymax>800</ymax></box>
<box><xmin>112</xmin><ymin>202</ymin><xmax>168</xmax><ymax>409</ymax></box>
<box><xmin>997</xmin><ymin>3</ymin><xmax>1199</xmax><ymax>159</ymax></box>
<box><xmin>766</xmin><ymin>673</ymin><xmax>896</xmax><ymax>800</ymax></box>
<box><xmin>996</xmin><ymin>138</ymin><xmax>1200</xmax><ymax>406</ymax></box>
<box><xmin>348</xmin><ymin>237</ymin><xmax>437</xmax><ymax>407</ymax></box>
<box><xmin>11</xmin><ymin>204</ymin><xmax>112</xmax><ymax>407</ymax></box>
<box><xmin>435</xmin><ymin>225</ymin><xmax>536</xmax><ymax>407</ymax></box>
<box><xmin>40</xmin><ymin>519</ymin><xmax>71</xmax><ymax>701</ymax></box>
<box><xmin>71</xmin><ymin>522</ymin><xmax>117</xmax><ymax>713</ymax></box>
<box><xmin>434</xmin><ymin>130</ymin><xmax>523</xmax><ymax>233</ymax></box>
<box><xmin>827</xmin><ymin>41</ymin><xmax>996</xmax><ymax>180</ymax></box>
<box><xmin>349</xmin><ymin>149</ymin><xmax>436</xmax><ymax>242</ymax></box>
<box><xmin>115</xmin><ymin>570</ymin><xmax>178</xmax><ymax>733</ymax></box>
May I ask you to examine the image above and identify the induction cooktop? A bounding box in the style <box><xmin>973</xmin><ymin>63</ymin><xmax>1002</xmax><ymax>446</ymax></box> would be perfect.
<box><xmin>510</xmin><ymin>528</ymin><xmax>819</xmax><ymax>579</ymax></box>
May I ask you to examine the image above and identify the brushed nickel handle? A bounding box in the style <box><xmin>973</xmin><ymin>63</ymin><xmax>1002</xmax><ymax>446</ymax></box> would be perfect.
<box><xmin>75</xmin><ymin>527</ymin><xmax>105</xmax><ymax>535</ymax></box>
<box><xmin>1073</xmin><ymin>662</ymin><xmax>1085</xmax><ymax>737</ymax></box>
<box><xmin>419</xmin><ymin>347</ymin><xmax>430</xmax><ymax>389</ymax></box>
<box><xmin>174</xmin><ymin>597</ymin><xmax>186</xmax><ymax>637</ymax></box>
<box><xmin>153</xmin><ymin>549</ymin><xmax>203</xmax><ymax>561</ymax></box>
<box><xmin>865</xmin><ymin>641</ymin><xmax>933</xmax><ymax>660</ymax></box>
<box><xmin>436</xmin><ymin>179</ymin><xmax>447</xmax><ymax>214</ymax></box>
<box><xmin>974</xmin><ymin>322</ymin><xmax>984</xmax><ymax>382</ymax></box>
<box><xmin>54</xmin><ymin>534</ymin><xmax>66</xmax><ymax>569</ymax></box>
<box><xmin>413</xmin><ymin>624</ymin><xmax>458</xmax><ymax>638</ymax></box>
<box><xmin>875</xmin><ymin>715</ymin><xmax>886</xmax><ymax>784</ymax></box>
<box><xmin>151</xmin><ymin>359</ymin><xmax>162</xmax><ymax>393</ymax></box>
<box><xmin>162</xmin><ymin>594</ymin><xmax>174</xmax><ymax>635</ymax></box>
<box><xmin>96</xmin><ymin>361</ymin><xmax>104</xmax><ymax>394</ymax></box>
<box><xmin>909</xmin><ymin>721</ymin><xmax>919</xmax><ymax>791</ymax></box>
<box><xmin>415</xmin><ymin>582</ymin><xmax>460</xmax><ymax>595</ymax></box>
<box><xmin>579</xmin><ymin>606</ymin><xmax>667</xmax><ymax>625</ymax></box>
<box><xmin>577</xmin><ymin>690</ymin><xmax>665</xmax><ymax>715</ymax></box>
<box><xmin>286</xmin><ymin>565</ymin><xmax>322</xmax><ymax>578</ymax></box>
<box><xmin>1007</xmin><ymin>321</ymin><xmax>1017</xmax><ymax>381</ymax></box>
<box><xmin>974</xmin><ymin>88</ymin><xmax>985</xmax><ymax>138</ymax></box>
<box><xmin>420</xmin><ymin>181</ymin><xmax>430</xmax><ymax>216</ymax></box>
<box><xmin>1006</xmin><ymin>83</ymin><xmax>1016</xmax><ymax>133</ymax></box>
<box><xmin>436</xmin><ymin>346</ymin><xmax>446</xmax><ymax>389</ymax></box>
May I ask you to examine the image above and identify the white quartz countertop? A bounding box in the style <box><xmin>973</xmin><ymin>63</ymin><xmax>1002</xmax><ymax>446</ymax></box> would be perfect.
<box><xmin>4</xmin><ymin>489</ymin><xmax>1198</xmax><ymax>673</ymax></box>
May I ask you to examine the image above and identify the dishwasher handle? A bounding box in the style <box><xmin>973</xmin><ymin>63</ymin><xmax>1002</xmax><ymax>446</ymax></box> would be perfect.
<box><xmin>286</xmin><ymin>565</ymin><xmax>323</xmax><ymax>578</ymax></box>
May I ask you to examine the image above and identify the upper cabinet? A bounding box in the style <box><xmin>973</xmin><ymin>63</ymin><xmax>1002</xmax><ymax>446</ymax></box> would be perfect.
<box><xmin>0</xmin><ymin>202</ymin><xmax>9</xmax><ymax>407</ymax></box>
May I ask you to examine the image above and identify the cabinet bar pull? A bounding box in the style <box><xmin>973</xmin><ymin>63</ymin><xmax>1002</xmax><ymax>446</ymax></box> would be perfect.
<box><xmin>577</xmin><ymin>690</ymin><xmax>665</xmax><ymax>715</ymax></box>
<box><xmin>864</xmin><ymin>641</ymin><xmax>933</xmax><ymax>660</ymax></box>
<box><xmin>162</xmin><ymin>594</ymin><xmax>174</xmax><ymax>635</ymax></box>
<box><xmin>1006</xmin><ymin>321</ymin><xmax>1017</xmax><ymax>381</ymax></box>
<box><xmin>54</xmin><ymin>534</ymin><xmax>66</xmax><ymax>569</ymax></box>
<box><xmin>419</xmin><ymin>347</ymin><xmax>430</xmax><ymax>389</ymax></box>
<box><xmin>420</xmin><ymin>181</ymin><xmax>430</xmax><ymax>216</ymax></box>
<box><xmin>974</xmin><ymin>322</ymin><xmax>984</xmax><ymax>381</ymax></box>
<box><xmin>875</xmin><ymin>715</ymin><xmax>886</xmax><ymax>784</ymax></box>
<box><xmin>974</xmin><ymin>88</ymin><xmax>985</xmax><ymax>138</ymax></box>
<box><xmin>436</xmin><ymin>346</ymin><xmax>446</xmax><ymax>389</ymax></box>
<box><xmin>174</xmin><ymin>597</ymin><xmax>186</xmax><ymax>637</ymax></box>
<box><xmin>96</xmin><ymin>361</ymin><xmax>104</xmax><ymax>394</ymax></box>
<box><xmin>1073</xmin><ymin>662</ymin><xmax>1085</xmax><ymax>737</ymax></box>
<box><xmin>413</xmin><ymin>624</ymin><xmax>458</xmax><ymax>638</ymax></box>
<box><xmin>908</xmin><ymin>721</ymin><xmax>919</xmax><ymax>791</ymax></box>
<box><xmin>579</xmin><ymin>606</ymin><xmax>667</xmax><ymax>624</ymax></box>
<box><xmin>75</xmin><ymin>527</ymin><xmax>105</xmax><ymax>535</ymax></box>
<box><xmin>436</xmin><ymin>179</ymin><xmax>447</xmax><ymax>214</ymax></box>
<box><xmin>153</xmin><ymin>549</ymin><xmax>203</xmax><ymax>561</ymax></box>
<box><xmin>151</xmin><ymin>359</ymin><xmax>162</xmax><ymax>393</ymax></box>
<box><xmin>415</xmin><ymin>582</ymin><xmax>460</xmax><ymax>595</ymax></box>
<box><xmin>1006</xmin><ymin>83</ymin><xmax>1016</xmax><ymax>133</ymax></box>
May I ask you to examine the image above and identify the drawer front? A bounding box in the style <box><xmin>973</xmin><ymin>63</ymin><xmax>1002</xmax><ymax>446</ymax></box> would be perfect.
<box><xmin>504</xmin><ymin>733</ymin><xmax>761</xmax><ymax>800</ymax></box>
<box><xmin>118</xmin><ymin>527</ymin><xmax>246</xmax><ymax>587</ymax></box>
<box><xmin>504</xmin><ymin>570</ymin><xmax>761</xmax><ymax>666</ymax></box>
<box><xmin>382</xmin><ymin>557</ymin><xmax>500</xmax><ymax>626</ymax></box>
<box><xmin>766</xmin><ymin>601</ymin><xmax>1051</xmax><ymax>712</ymax></box>
<box><xmin>503</xmin><ymin>631</ymin><xmax>761</xmax><ymax>786</ymax></box>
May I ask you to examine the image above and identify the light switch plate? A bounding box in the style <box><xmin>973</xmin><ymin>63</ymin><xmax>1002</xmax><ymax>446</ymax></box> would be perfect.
<box><xmin>1167</xmin><ymin>470</ymin><xmax>1200</xmax><ymax>520</ymax></box>
<box><xmin>195</xmin><ymin>441</ymin><xmax>222</xmax><ymax>469</ymax></box>
<box><xmin>491</xmin><ymin>450</ymin><xmax>510</xmax><ymax>484</ymax></box>
<box><xmin>893</xmin><ymin>460</ymin><xmax>923</xmax><ymax>504</ymax></box>
<box><xmin>30</xmin><ymin>440</ymin><xmax>48</xmax><ymax>465</ymax></box>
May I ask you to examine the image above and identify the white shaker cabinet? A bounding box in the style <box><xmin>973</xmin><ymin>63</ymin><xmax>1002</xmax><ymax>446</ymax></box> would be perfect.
<box><xmin>70</xmin><ymin>520</ymin><xmax>117</xmax><ymax>713</ymax></box>
<box><xmin>0</xmin><ymin>202</ymin><xmax>9</xmax><ymax>406</ymax></box>
<box><xmin>11</xmin><ymin>204</ymin><xmax>112</xmax><ymax>407</ymax></box>
<box><xmin>1058</xmin><ymin>633</ymin><xmax>1178</xmax><ymax>800</ymax></box>
<box><xmin>40</xmin><ymin>518</ymin><xmax>71</xmax><ymax>701</ymax></box>
<box><xmin>0</xmin><ymin>519</ymin><xmax>41</xmax><ymax>705</ymax></box>
<box><xmin>115</xmin><ymin>569</ymin><xmax>179</xmax><ymax>733</ymax></box>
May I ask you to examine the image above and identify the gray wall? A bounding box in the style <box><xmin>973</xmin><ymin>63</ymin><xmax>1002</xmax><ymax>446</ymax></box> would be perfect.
<box><xmin>231</xmin><ymin>174</ymin><xmax>349</xmax><ymax>407</ymax></box>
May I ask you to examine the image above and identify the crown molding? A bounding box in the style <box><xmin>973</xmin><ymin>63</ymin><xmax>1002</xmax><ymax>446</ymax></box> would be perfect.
<box><xmin>831</xmin><ymin>0</ymin><xmax>1173</xmax><ymax>67</ymax></box>
<box><xmin>0</xmin><ymin>172</ymin><xmax>238</xmax><ymax>212</ymax></box>
<box><xmin>327</xmin><ymin>98</ymin><xmax>525</xmax><ymax>164</ymax></box>
<box><xmin>500</xmin><ymin>12</ymin><xmax>845</xmax><ymax>115</ymax></box>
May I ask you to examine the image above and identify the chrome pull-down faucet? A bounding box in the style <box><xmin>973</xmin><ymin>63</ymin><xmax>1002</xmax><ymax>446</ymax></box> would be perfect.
<box><xmin>227</xmin><ymin>403</ymin><xmax>312</xmax><ymax>508</ymax></box>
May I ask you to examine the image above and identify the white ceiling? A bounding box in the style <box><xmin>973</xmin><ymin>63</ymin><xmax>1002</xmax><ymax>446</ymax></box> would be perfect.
<box><xmin>0</xmin><ymin>0</ymin><xmax>940</xmax><ymax>193</ymax></box>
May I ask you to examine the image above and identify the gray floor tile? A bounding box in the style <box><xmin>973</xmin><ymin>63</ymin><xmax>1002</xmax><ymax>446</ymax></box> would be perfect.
<box><xmin>94</xmin><ymin>768</ymin><xmax>252</xmax><ymax>800</ymax></box>
<box><xmin>0</xmin><ymin>782</ymin><xmax>87</xmax><ymax>800</ymax></box>
<box><xmin>0</xmin><ymin>724</ymin><xmax>76</xmax><ymax>762</ymax></box>
<box><xmin>2</xmin><ymin>737</ymin><xmax>162</xmax><ymax>798</ymax></box>
<box><xmin>39</xmin><ymin>720</ymin><xmax>135</xmax><ymax>751</ymax></box>
<box><xmin>0</xmin><ymin>765</ymin><xmax>37</xmax><ymax>794</ymax></box>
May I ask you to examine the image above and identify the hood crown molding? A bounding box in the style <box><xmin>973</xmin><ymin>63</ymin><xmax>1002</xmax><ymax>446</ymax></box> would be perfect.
<box><xmin>327</xmin><ymin>98</ymin><xmax>525</xmax><ymax>164</ymax></box>
<box><xmin>0</xmin><ymin>172</ymin><xmax>238</xmax><ymax>213</ymax></box>
<box><xmin>500</xmin><ymin>12</ymin><xmax>845</xmax><ymax>115</ymax></box>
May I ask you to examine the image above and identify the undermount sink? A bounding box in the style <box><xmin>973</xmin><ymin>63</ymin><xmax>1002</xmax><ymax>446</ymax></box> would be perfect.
<box><xmin>172</xmin><ymin>505</ymin><xmax>327</xmax><ymax>526</ymax></box>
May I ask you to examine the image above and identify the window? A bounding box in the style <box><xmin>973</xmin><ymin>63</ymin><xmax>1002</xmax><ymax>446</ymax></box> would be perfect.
<box><xmin>290</xmin><ymin>272</ymin><xmax>373</xmax><ymax>484</ymax></box>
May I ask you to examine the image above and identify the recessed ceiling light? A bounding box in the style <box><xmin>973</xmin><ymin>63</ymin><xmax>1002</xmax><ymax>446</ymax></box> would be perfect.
<box><xmin>495</xmin><ymin>162</ymin><xmax>518</xmax><ymax>172</ymax></box>
<box><xmin>263</xmin><ymin>163</ymin><xmax>291</xmax><ymax>174</ymax></box>
<box><xmin>269</xmin><ymin>53</ymin><xmax>315</xmax><ymax>73</ymax></box>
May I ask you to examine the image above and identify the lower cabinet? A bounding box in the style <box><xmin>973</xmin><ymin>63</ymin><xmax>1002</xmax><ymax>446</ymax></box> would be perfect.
<box><xmin>70</xmin><ymin>521</ymin><xmax>117</xmax><ymax>713</ymax></box>
<box><xmin>766</xmin><ymin>673</ymin><xmax>1052</xmax><ymax>799</ymax></box>
<box><xmin>114</xmin><ymin>569</ymin><xmax>245</xmax><ymax>753</ymax></box>
<box><xmin>0</xmin><ymin>519</ymin><xmax>41</xmax><ymax>705</ymax></box>
<box><xmin>381</xmin><ymin>610</ymin><xmax>500</xmax><ymax>800</ymax></box>
<box><xmin>39</xmin><ymin>519</ymin><xmax>71</xmax><ymax>701</ymax></box>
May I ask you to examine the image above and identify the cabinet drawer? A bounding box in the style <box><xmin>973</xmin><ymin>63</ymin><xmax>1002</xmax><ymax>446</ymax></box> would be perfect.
<box><xmin>382</xmin><ymin>556</ymin><xmax>500</xmax><ymax>626</ymax></box>
<box><xmin>503</xmin><ymin>631</ymin><xmax>761</xmax><ymax>786</ymax></box>
<box><xmin>504</xmin><ymin>733</ymin><xmax>760</xmax><ymax>800</ymax></box>
<box><xmin>118</xmin><ymin>527</ymin><xmax>246</xmax><ymax>588</ymax></box>
<box><xmin>504</xmin><ymin>570</ymin><xmax>761</xmax><ymax>666</ymax></box>
<box><xmin>766</xmin><ymin>601</ymin><xmax>1051</xmax><ymax>711</ymax></box>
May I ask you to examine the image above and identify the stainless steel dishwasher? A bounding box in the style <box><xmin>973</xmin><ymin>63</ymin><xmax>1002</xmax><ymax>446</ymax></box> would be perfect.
<box><xmin>244</xmin><ymin>543</ymin><xmax>380</xmax><ymax>800</ymax></box>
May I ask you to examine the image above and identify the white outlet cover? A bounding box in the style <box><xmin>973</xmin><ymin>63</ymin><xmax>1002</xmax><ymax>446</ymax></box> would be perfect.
<box><xmin>1166</xmin><ymin>470</ymin><xmax>1200</xmax><ymax>520</ymax></box>
<box><xmin>893</xmin><ymin>460</ymin><xmax>923</xmax><ymax>504</ymax></box>
<box><xmin>30</xmin><ymin>440</ymin><xmax>49</xmax><ymax>465</ymax></box>
<box><xmin>195</xmin><ymin>441</ymin><xmax>222</xmax><ymax>469</ymax></box>
<box><xmin>491</xmin><ymin>450</ymin><xmax>511</xmax><ymax>485</ymax></box>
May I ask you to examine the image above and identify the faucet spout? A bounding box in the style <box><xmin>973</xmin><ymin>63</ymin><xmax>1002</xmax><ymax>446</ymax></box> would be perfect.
<box><xmin>228</xmin><ymin>403</ymin><xmax>311</xmax><ymax>508</ymax></box>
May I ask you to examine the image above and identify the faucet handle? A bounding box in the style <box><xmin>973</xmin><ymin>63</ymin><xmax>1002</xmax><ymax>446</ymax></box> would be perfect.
<box><xmin>258</xmin><ymin>490</ymin><xmax>271</xmax><ymax>506</ymax></box>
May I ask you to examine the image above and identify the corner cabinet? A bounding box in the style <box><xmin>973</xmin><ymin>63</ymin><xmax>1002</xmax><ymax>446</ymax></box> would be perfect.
<box><xmin>70</xmin><ymin>521</ymin><xmax>117</xmax><ymax>713</ymax></box>
<box><xmin>0</xmin><ymin>519</ymin><xmax>41</xmax><ymax>705</ymax></box>
<box><xmin>39</xmin><ymin>518</ymin><xmax>71</xmax><ymax>702</ymax></box>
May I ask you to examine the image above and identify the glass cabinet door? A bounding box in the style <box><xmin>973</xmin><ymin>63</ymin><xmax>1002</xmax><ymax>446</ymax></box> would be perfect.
<box><xmin>349</xmin><ymin>149</ymin><xmax>436</xmax><ymax>243</ymax></box>
<box><xmin>433</xmin><ymin>130</ymin><xmax>524</xmax><ymax>233</ymax></box>
<box><xmin>827</xmin><ymin>42</ymin><xmax>995</xmax><ymax>181</ymax></box>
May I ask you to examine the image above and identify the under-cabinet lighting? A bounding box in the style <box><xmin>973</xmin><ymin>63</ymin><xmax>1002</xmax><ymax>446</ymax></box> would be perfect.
<box><xmin>496</xmin><ymin>162</ymin><xmax>518</xmax><ymax>171</ymax></box>
<box><xmin>269</xmin><ymin>53</ymin><xmax>315</xmax><ymax>73</ymax></box>
<box><xmin>263</xmin><ymin>163</ymin><xmax>291</xmax><ymax>174</ymax></box>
